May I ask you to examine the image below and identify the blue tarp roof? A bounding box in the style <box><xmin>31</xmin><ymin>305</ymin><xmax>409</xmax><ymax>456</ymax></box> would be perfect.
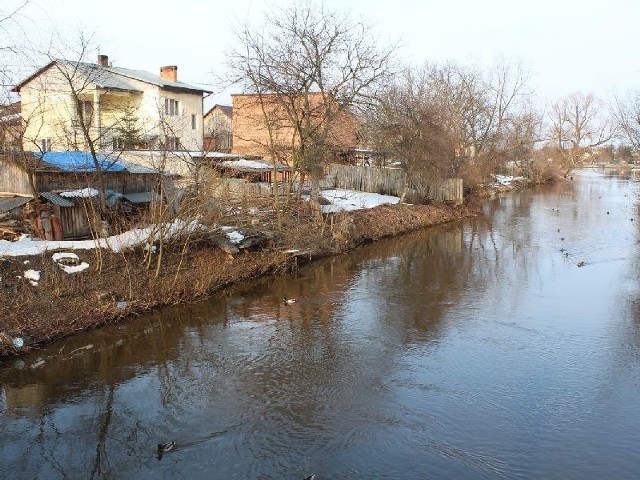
<box><xmin>35</xmin><ymin>152</ymin><xmax>127</xmax><ymax>172</ymax></box>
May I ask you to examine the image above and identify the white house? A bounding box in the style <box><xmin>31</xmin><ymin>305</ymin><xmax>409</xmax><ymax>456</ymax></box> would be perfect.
<box><xmin>13</xmin><ymin>54</ymin><xmax>211</xmax><ymax>154</ymax></box>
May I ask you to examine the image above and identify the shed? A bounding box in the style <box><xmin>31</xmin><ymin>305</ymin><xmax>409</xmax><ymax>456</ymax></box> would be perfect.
<box><xmin>0</xmin><ymin>151</ymin><xmax>161</xmax><ymax>197</ymax></box>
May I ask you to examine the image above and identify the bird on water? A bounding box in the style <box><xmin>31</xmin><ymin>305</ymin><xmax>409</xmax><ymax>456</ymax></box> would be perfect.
<box><xmin>157</xmin><ymin>442</ymin><xmax>176</xmax><ymax>453</ymax></box>
<box><xmin>283</xmin><ymin>297</ymin><xmax>297</xmax><ymax>305</ymax></box>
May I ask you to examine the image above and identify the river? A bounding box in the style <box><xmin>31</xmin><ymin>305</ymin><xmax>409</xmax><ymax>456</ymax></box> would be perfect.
<box><xmin>1</xmin><ymin>170</ymin><xmax>640</xmax><ymax>479</ymax></box>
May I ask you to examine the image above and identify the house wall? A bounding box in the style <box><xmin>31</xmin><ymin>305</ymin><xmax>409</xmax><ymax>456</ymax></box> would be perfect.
<box><xmin>204</xmin><ymin>107</ymin><xmax>232</xmax><ymax>152</ymax></box>
<box><xmin>204</xmin><ymin>107</ymin><xmax>231</xmax><ymax>135</ymax></box>
<box><xmin>19</xmin><ymin>63</ymin><xmax>205</xmax><ymax>153</ymax></box>
<box><xmin>20</xmin><ymin>66</ymin><xmax>77</xmax><ymax>152</ymax></box>
<box><xmin>138</xmin><ymin>86</ymin><xmax>204</xmax><ymax>151</ymax></box>
<box><xmin>231</xmin><ymin>93</ymin><xmax>358</xmax><ymax>160</ymax></box>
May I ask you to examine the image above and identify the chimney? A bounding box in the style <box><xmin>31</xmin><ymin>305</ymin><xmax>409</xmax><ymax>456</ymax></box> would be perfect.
<box><xmin>160</xmin><ymin>65</ymin><xmax>178</xmax><ymax>82</ymax></box>
<box><xmin>97</xmin><ymin>54</ymin><xmax>109</xmax><ymax>67</ymax></box>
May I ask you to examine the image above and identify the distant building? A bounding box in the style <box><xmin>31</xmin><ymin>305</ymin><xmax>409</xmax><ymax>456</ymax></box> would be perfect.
<box><xmin>204</xmin><ymin>104</ymin><xmax>232</xmax><ymax>153</ymax></box>
<box><xmin>231</xmin><ymin>93</ymin><xmax>358</xmax><ymax>162</ymax></box>
<box><xmin>0</xmin><ymin>101</ymin><xmax>21</xmax><ymax>153</ymax></box>
<box><xmin>13</xmin><ymin>55</ymin><xmax>211</xmax><ymax>153</ymax></box>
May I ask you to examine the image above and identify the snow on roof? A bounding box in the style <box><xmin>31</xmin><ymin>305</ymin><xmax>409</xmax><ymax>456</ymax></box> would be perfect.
<box><xmin>0</xmin><ymin>112</ymin><xmax>20</xmax><ymax>124</ymax></box>
<box><xmin>59</xmin><ymin>188</ymin><xmax>99</xmax><ymax>198</ymax></box>
<box><xmin>220</xmin><ymin>159</ymin><xmax>290</xmax><ymax>171</ymax></box>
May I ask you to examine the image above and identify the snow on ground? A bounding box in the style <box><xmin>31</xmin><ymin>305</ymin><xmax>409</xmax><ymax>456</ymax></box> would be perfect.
<box><xmin>59</xmin><ymin>262</ymin><xmax>90</xmax><ymax>274</ymax></box>
<box><xmin>0</xmin><ymin>189</ymin><xmax>399</xmax><ymax>257</ymax></box>
<box><xmin>317</xmin><ymin>189</ymin><xmax>400</xmax><ymax>213</ymax></box>
<box><xmin>0</xmin><ymin>219</ymin><xmax>199</xmax><ymax>258</ymax></box>
<box><xmin>51</xmin><ymin>252</ymin><xmax>90</xmax><ymax>274</ymax></box>
<box><xmin>221</xmin><ymin>225</ymin><xmax>245</xmax><ymax>244</ymax></box>
<box><xmin>23</xmin><ymin>269</ymin><xmax>40</xmax><ymax>286</ymax></box>
<box><xmin>494</xmin><ymin>175</ymin><xmax>527</xmax><ymax>186</ymax></box>
<box><xmin>51</xmin><ymin>252</ymin><xmax>79</xmax><ymax>263</ymax></box>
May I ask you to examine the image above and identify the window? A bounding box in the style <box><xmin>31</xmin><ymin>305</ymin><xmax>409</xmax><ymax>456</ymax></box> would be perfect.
<box><xmin>191</xmin><ymin>114</ymin><xmax>197</xmax><ymax>130</ymax></box>
<box><xmin>164</xmin><ymin>98</ymin><xmax>180</xmax><ymax>116</ymax></box>
<box><xmin>80</xmin><ymin>100</ymin><xmax>93</xmax><ymax>127</ymax></box>
<box><xmin>165</xmin><ymin>136</ymin><xmax>181</xmax><ymax>151</ymax></box>
<box><xmin>112</xmin><ymin>137</ymin><xmax>125</xmax><ymax>151</ymax></box>
<box><xmin>40</xmin><ymin>138</ymin><xmax>52</xmax><ymax>152</ymax></box>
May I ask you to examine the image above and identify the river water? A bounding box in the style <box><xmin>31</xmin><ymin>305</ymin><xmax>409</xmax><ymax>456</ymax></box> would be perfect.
<box><xmin>1</xmin><ymin>170</ymin><xmax>640</xmax><ymax>479</ymax></box>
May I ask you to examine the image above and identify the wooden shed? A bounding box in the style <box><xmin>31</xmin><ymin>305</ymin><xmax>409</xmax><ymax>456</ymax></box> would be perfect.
<box><xmin>0</xmin><ymin>152</ymin><xmax>164</xmax><ymax>239</ymax></box>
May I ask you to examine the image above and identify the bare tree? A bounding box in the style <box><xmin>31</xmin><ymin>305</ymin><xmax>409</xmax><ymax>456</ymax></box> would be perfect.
<box><xmin>370</xmin><ymin>60</ymin><xmax>539</xmax><ymax>192</ymax></box>
<box><xmin>368</xmin><ymin>67</ymin><xmax>455</xmax><ymax>201</ymax></box>
<box><xmin>613</xmin><ymin>89</ymin><xmax>640</xmax><ymax>151</ymax></box>
<box><xmin>548</xmin><ymin>92</ymin><xmax>615</xmax><ymax>171</ymax></box>
<box><xmin>0</xmin><ymin>1</ymin><xmax>29</xmax><ymax>100</ymax></box>
<box><xmin>227</xmin><ymin>0</ymin><xmax>394</xmax><ymax>201</ymax></box>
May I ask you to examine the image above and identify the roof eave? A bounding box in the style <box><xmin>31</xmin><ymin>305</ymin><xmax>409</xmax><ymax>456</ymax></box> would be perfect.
<box><xmin>161</xmin><ymin>85</ymin><xmax>212</xmax><ymax>95</ymax></box>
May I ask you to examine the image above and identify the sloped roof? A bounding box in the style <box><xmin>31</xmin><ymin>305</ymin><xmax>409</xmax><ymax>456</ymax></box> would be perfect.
<box><xmin>40</xmin><ymin>192</ymin><xmax>75</xmax><ymax>207</ymax></box>
<box><xmin>0</xmin><ymin>101</ymin><xmax>20</xmax><ymax>124</ymax></box>
<box><xmin>115</xmin><ymin>158</ymin><xmax>159</xmax><ymax>174</ymax></box>
<box><xmin>204</xmin><ymin>104</ymin><xmax>232</xmax><ymax>118</ymax></box>
<box><xmin>14</xmin><ymin>60</ymin><xmax>211</xmax><ymax>95</ymax></box>
<box><xmin>123</xmin><ymin>191</ymin><xmax>158</xmax><ymax>203</ymax></box>
<box><xmin>0</xmin><ymin>196</ymin><xmax>32</xmax><ymax>213</ymax></box>
<box><xmin>36</xmin><ymin>152</ymin><xmax>127</xmax><ymax>172</ymax></box>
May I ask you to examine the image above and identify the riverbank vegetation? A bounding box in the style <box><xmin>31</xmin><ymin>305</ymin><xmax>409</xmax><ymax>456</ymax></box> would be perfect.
<box><xmin>1</xmin><ymin>0</ymin><xmax>640</xmax><ymax>356</ymax></box>
<box><xmin>0</xmin><ymin>197</ymin><xmax>481</xmax><ymax>357</ymax></box>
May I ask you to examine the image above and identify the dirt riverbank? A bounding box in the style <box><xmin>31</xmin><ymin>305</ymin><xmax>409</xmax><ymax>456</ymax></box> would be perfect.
<box><xmin>0</xmin><ymin>200</ymin><xmax>481</xmax><ymax>357</ymax></box>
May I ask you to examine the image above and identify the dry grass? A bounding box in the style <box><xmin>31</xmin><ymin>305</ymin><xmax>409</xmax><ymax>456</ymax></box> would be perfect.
<box><xmin>0</xmin><ymin>199</ymin><xmax>480</xmax><ymax>357</ymax></box>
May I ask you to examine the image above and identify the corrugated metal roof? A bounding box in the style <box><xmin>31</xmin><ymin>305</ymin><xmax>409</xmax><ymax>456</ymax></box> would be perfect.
<box><xmin>0</xmin><ymin>196</ymin><xmax>33</xmax><ymax>212</ymax></box>
<box><xmin>36</xmin><ymin>151</ymin><xmax>126</xmax><ymax>172</ymax></box>
<box><xmin>116</xmin><ymin>158</ymin><xmax>158</xmax><ymax>174</ymax></box>
<box><xmin>105</xmin><ymin>190</ymin><xmax>124</xmax><ymax>208</ymax></box>
<box><xmin>122</xmin><ymin>191</ymin><xmax>158</xmax><ymax>203</ymax></box>
<box><xmin>40</xmin><ymin>192</ymin><xmax>76</xmax><ymax>207</ymax></box>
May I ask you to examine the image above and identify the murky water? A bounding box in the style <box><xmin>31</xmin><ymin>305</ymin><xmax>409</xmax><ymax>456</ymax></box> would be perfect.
<box><xmin>2</xmin><ymin>170</ymin><xmax>640</xmax><ymax>479</ymax></box>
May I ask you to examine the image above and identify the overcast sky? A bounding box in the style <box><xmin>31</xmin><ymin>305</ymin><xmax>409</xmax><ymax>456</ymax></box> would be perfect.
<box><xmin>4</xmin><ymin>0</ymin><xmax>640</xmax><ymax>107</ymax></box>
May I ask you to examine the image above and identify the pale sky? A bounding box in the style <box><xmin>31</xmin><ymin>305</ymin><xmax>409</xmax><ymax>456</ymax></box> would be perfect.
<box><xmin>4</xmin><ymin>0</ymin><xmax>640</xmax><ymax>107</ymax></box>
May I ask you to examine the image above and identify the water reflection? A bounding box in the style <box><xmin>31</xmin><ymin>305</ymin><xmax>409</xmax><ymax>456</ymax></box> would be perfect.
<box><xmin>2</xmin><ymin>171</ymin><xmax>640</xmax><ymax>479</ymax></box>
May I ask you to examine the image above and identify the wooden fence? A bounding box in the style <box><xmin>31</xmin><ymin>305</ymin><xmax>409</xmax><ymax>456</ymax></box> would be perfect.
<box><xmin>327</xmin><ymin>164</ymin><xmax>463</xmax><ymax>204</ymax></box>
<box><xmin>209</xmin><ymin>165</ymin><xmax>463</xmax><ymax>204</ymax></box>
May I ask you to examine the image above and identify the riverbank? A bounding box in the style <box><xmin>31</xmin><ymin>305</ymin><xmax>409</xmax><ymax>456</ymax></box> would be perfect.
<box><xmin>0</xmin><ymin>199</ymin><xmax>481</xmax><ymax>357</ymax></box>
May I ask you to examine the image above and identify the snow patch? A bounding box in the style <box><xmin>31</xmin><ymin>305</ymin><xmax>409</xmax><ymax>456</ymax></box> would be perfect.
<box><xmin>23</xmin><ymin>269</ymin><xmax>40</xmax><ymax>286</ymax></box>
<box><xmin>52</xmin><ymin>252</ymin><xmax>79</xmax><ymax>263</ymax></box>
<box><xmin>312</xmin><ymin>189</ymin><xmax>400</xmax><ymax>213</ymax></box>
<box><xmin>60</xmin><ymin>188</ymin><xmax>100</xmax><ymax>198</ymax></box>
<box><xmin>59</xmin><ymin>262</ymin><xmax>90</xmax><ymax>274</ymax></box>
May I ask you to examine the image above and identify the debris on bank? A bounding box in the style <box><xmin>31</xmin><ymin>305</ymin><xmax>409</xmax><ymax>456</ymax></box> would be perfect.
<box><xmin>488</xmin><ymin>175</ymin><xmax>530</xmax><ymax>194</ymax></box>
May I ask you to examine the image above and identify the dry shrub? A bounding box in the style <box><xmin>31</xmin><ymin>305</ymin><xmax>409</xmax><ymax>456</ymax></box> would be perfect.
<box><xmin>458</xmin><ymin>161</ymin><xmax>490</xmax><ymax>192</ymax></box>
<box><xmin>530</xmin><ymin>159</ymin><xmax>563</xmax><ymax>183</ymax></box>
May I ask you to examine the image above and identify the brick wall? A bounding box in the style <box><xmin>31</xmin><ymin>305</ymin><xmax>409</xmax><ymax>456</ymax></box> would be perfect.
<box><xmin>231</xmin><ymin>93</ymin><xmax>358</xmax><ymax>161</ymax></box>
